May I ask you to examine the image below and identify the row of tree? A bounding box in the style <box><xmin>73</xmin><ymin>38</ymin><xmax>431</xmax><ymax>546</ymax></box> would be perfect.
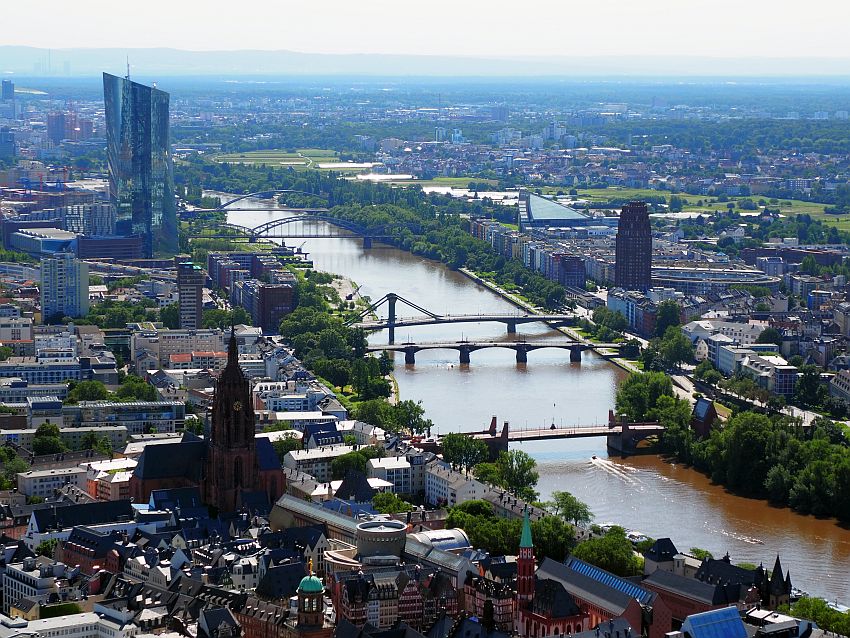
<box><xmin>617</xmin><ymin>372</ymin><xmax>850</xmax><ymax>521</ymax></box>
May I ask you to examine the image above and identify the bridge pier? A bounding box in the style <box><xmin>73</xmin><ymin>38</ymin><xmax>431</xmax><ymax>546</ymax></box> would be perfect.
<box><xmin>363</xmin><ymin>236</ymin><xmax>373</xmax><ymax>249</ymax></box>
<box><xmin>570</xmin><ymin>346</ymin><xmax>582</xmax><ymax>363</ymax></box>
<box><xmin>516</xmin><ymin>348</ymin><xmax>528</xmax><ymax>364</ymax></box>
<box><xmin>387</xmin><ymin>293</ymin><xmax>397</xmax><ymax>345</ymax></box>
<box><xmin>506</xmin><ymin>320</ymin><xmax>517</xmax><ymax>334</ymax></box>
<box><xmin>404</xmin><ymin>348</ymin><xmax>416</xmax><ymax>365</ymax></box>
<box><xmin>249</xmin><ymin>236</ymin><xmax>257</xmax><ymax>243</ymax></box>
<box><xmin>459</xmin><ymin>347</ymin><xmax>471</xmax><ymax>364</ymax></box>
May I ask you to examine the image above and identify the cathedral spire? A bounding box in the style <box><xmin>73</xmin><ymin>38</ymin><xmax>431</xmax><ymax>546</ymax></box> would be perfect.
<box><xmin>227</xmin><ymin>324</ymin><xmax>238</xmax><ymax>367</ymax></box>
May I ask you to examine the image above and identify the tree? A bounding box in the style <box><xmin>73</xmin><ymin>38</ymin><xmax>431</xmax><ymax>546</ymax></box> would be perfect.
<box><xmin>531</xmin><ymin>515</ymin><xmax>577</xmax><ymax>562</ymax></box>
<box><xmin>66</xmin><ymin>380</ymin><xmax>111</xmax><ymax>404</ymax></box>
<box><xmin>495</xmin><ymin>450</ymin><xmax>539</xmax><ymax>502</ymax></box>
<box><xmin>116</xmin><ymin>375</ymin><xmax>158</xmax><ymax>402</ymax></box>
<box><xmin>393</xmin><ymin>400</ymin><xmax>433</xmax><ymax>435</ymax></box>
<box><xmin>654</xmin><ymin>300</ymin><xmax>681</xmax><ymax>337</ymax></box>
<box><xmin>548</xmin><ymin>490</ymin><xmax>593</xmax><ymax>526</ymax></box>
<box><xmin>160</xmin><ymin>303</ymin><xmax>180</xmax><ymax>329</ymax></box>
<box><xmin>372</xmin><ymin>492</ymin><xmax>413</xmax><ymax>514</ymax></box>
<box><xmin>35</xmin><ymin>539</ymin><xmax>58</xmax><ymax>558</ymax></box>
<box><xmin>32</xmin><ymin>422</ymin><xmax>67</xmax><ymax>455</ymax></box>
<box><xmin>658</xmin><ymin>327</ymin><xmax>694</xmax><ymax>369</ymax></box>
<box><xmin>441</xmin><ymin>433</ymin><xmax>489</xmax><ymax>472</ymax></box>
<box><xmin>690</xmin><ymin>547</ymin><xmax>714</xmax><ymax>561</ymax></box>
<box><xmin>272</xmin><ymin>437</ymin><xmax>302</xmax><ymax>463</ymax></box>
<box><xmin>794</xmin><ymin>365</ymin><xmax>824</xmax><ymax>407</ymax></box>
<box><xmin>615</xmin><ymin>372</ymin><xmax>674</xmax><ymax>421</ymax></box>
<box><xmin>572</xmin><ymin>527</ymin><xmax>642</xmax><ymax>576</ymax></box>
<box><xmin>756</xmin><ymin>327</ymin><xmax>782</xmax><ymax>346</ymax></box>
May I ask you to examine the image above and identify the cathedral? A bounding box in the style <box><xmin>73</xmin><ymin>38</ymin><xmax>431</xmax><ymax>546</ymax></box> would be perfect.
<box><xmin>204</xmin><ymin>328</ymin><xmax>261</xmax><ymax>513</ymax></box>
<box><xmin>130</xmin><ymin>328</ymin><xmax>285</xmax><ymax>513</ymax></box>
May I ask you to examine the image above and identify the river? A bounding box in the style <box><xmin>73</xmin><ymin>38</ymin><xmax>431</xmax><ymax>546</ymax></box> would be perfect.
<box><xmin>223</xmin><ymin>200</ymin><xmax>850</xmax><ymax>603</ymax></box>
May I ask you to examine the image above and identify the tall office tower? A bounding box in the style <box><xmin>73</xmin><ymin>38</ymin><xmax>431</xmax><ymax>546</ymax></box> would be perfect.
<box><xmin>176</xmin><ymin>256</ymin><xmax>205</xmax><ymax>330</ymax></box>
<box><xmin>1</xmin><ymin>80</ymin><xmax>13</xmax><ymax>101</ymax></box>
<box><xmin>614</xmin><ymin>201</ymin><xmax>653</xmax><ymax>291</ymax></box>
<box><xmin>47</xmin><ymin>112</ymin><xmax>66</xmax><ymax>145</ymax></box>
<box><xmin>40</xmin><ymin>253</ymin><xmax>89</xmax><ymax>321</ymax></box>
<box><xmin>0</xmin><ymin>128</ymin><xmax>15</xmax><ymax>160</ymax></box>
<box><xmin>103</xmin><ymin>72</ymin><xmax>177</xmax><ymax>258</ymax></box>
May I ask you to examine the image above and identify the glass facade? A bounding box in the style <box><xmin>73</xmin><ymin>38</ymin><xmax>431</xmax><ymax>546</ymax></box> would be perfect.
<box><xmin>103</xmin><ymin>72</ymin><xmax>177</xmax><ymax>257</ymax></box>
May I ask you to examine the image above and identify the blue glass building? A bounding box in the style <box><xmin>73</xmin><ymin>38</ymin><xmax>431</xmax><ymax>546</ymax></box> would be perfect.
<box><xmin>103</xmin><ymin>72</ymin><xmax>177</xmax><ymax>257</ymax></box>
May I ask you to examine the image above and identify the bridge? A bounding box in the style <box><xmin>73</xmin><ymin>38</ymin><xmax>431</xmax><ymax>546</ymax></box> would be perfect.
<box><xmin>351</xmin><ymin>293</ymin><xmax>576</xmax><ymax>344</ymax></box>
<box><xmin>366</xmin><ymin>339</ymin><xmax>617</xmax><ymax>363</ymax></box>
<box><xmin>190</xmin><ymin>190</ymin><xmax>331</xmax><ymax>212</ymax></box>
<box><xmin>189</xmin><ymin>213</ymin><xmax>391</xmax><ymax>248</ymax></box>
<box><xmin>464</xmin><ymin>416</ymin><xmax>665</xmax><ymax>456</ymax></box>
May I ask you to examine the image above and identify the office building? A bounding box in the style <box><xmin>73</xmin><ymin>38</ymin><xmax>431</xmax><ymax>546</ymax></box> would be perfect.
<box><xmin>103</xmin><ymin>72</ymin><xmax>177</xmax><ymax>257</ymax></box>
<box><xmin>40</xmin><ymin>252</ymin><xmax>89</xmax><ymax>320</ymax></box>
<box><xmin>1</xmin><ymin>80</ymin><xmax>13</xmax><ymax>101</ymax></box>
<box><xmin>61</xmin><ymin>203</ymin><xmax>116</xmax><ymax>236</ymax></box>
<box><xmin>231</xmin><ymin>278</ymin><xmax>295</xmax><ymax>334</ymax></box>
<box><xmin>175</xmin><ymin>256</ymin><xmax>205</xmax><ymax>329</ymax></box>
<box><xmin>0</xmin><ymin>127</ymin><xmax>15</xmax><ymax>160</ymax></box>
<box><xmin>615</xmin><ymin>201</ymin><xmax>653</xmax><ymax>291</ymax></box>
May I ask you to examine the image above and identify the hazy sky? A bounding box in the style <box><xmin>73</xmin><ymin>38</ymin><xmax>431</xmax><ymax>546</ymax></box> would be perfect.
<box><xmin>6</xmin><ymin>0</ymin><xmax>850</xmax><ymax>58</ymax></box>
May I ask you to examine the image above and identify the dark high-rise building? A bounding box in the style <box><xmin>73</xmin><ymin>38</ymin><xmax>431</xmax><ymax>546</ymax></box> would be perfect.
<box><xmin>614</xmin><ymin>201</ymin><xmax>652</xmax><ymax>291</ymax></box>
<box><xmin>176</xmin><ymin>255</ymin><xmax>205</xmax><ymax>330</ymax></box>
<box><xmin>103</xmin><ymin>72</ymin><xmax>177</xmax><ymax>258</ymax></box>
<box><xmin>0</xmin><ymin>127</ymin><xmax>14</xmax><ymax>160</ymax></box>
<box><xmin>47</xmin><ymin>112</ymin><xmax>66</xmax><ymax>145</ymax></box>
<box><xmin>0</xmin><ymin>80</ymin><xmax>13</xmax><ymax>101</ymax></box>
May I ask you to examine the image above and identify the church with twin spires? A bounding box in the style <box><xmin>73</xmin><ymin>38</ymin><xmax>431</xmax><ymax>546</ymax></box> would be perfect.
<box><xmin>130</xmin><ymin>329</ymin><xmax>285</xmax><ymax>512</ymax></box>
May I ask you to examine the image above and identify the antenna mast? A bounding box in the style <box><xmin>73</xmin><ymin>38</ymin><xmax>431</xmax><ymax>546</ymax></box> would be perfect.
<box><xmin>126</xmin><ymin>57</ymin><xmax>130</xmax><ymax>80</ymax></box>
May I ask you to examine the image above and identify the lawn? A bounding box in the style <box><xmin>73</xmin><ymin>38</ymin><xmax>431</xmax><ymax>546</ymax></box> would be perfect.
<box><xmin>213</xmin><ymin>148</ymin><xmax>340</xmax><ymax>168</ymax></box>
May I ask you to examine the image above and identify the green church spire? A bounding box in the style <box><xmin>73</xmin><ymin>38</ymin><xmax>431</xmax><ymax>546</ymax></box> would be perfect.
<box><xmin>520</xmin><ymin>508</ymin><xmax>533</xmax><ymax>548</ymax></box>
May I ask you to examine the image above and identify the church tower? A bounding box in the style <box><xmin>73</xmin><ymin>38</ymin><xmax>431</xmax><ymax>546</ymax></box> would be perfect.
<box><xmin>204</xmin><ymin>328</ymin><xmax>258</xmax><ymax>513</ymax></box>
<box><xmin>517</xmin><ymin>508</ymin><xmax>535</xmax><ymax>604</ymax></box>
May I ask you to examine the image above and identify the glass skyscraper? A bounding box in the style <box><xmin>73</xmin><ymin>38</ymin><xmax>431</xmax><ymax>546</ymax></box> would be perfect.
<box><xmin>103</xmin><ymin>72</ymin><xmax>177</xmax><ymax>257</ymax></box>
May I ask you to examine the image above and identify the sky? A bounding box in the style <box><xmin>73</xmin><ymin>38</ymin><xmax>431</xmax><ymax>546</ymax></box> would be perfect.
<box><xmin>6</xmin><ymin>0</ymin><xmax>850</xmax><ymax>59</ymax></box>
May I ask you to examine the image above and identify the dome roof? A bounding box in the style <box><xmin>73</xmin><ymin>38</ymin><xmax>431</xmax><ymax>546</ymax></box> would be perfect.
<box><xmin>298</xmin><ymin>574</ymin><xmax>324</xmax><ymax>594</ymax></box>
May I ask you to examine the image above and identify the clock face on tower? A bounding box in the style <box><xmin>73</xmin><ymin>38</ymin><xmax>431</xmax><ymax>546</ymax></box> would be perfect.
<box><xmin>233</xmin><ymin>401</ymin><xmax>242</xmax><ymax>412</ymax></box>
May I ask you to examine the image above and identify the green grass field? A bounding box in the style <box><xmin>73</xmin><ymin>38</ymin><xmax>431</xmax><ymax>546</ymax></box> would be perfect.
<box><xmin>213</xmin><ymin>148</ymin><xmax>341</xmax><ymax>168</ymax></box>
<box><xmin>557</xmin><ymin>186</ymin><xmax>839</xmax><ymax>224</ymax></box>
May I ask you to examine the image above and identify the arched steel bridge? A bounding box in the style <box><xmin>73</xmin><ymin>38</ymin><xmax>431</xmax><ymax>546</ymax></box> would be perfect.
<box><xmin>349</xmin><ymin>292</ymin><xmax>576</xmax><ymax>343</ymax></box>
<box><xmin>189</xmin><ymin>213</ymin><xmax>391</xmax><ymax>247</ymax></box>
<box><xmin>191</xmin><ymin>190</ymin><xmax>331</xmax><ymax>212</ymax></box>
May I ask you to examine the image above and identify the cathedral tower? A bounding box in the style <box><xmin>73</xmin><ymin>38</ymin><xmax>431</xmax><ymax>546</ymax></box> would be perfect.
<box><xmin>204</xmin><ymin>328</ymin><xmax>258</xmax><ymax>512</ymax></box>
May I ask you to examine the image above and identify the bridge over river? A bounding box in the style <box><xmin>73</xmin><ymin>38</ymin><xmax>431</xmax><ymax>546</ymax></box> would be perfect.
<box><xmin>464</xmin><ymin>418</ymin><xmax>665</xmax><ymax>456</ymax></box>
<box><xmin>366</xmin><ymin>339</ymin><xmax>620</xmax><ymax>363</ymax></box>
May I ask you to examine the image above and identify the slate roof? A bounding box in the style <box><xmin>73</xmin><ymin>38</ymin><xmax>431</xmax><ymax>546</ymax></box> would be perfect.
<box><xmin>133</xmin><ymin>440</ymin><xmax>206</xmax><ymax>481</ymax></box>
<box><xmin>255</xmin><ymin>436</ymin><xmax>282</xmax><ymax>471</ymax></box>
<box><xmin>643</xmin><ymin>538</ymin><xmax>679</xmax><ymax>563</ymax></box>
<box><xmin>336</xmin><ymin>619</ymin><xmax>428</xmax><ymax>638</ymax></box>
<box><xmin>573</xmin><ymin>617</ymin><xmax>634</xmax><ymax>638</ymax></box>
<box><xmin>150</xmin><ymin>487</ymin><xmax>205</xmax><ymax>511</ymax></box>
<box><xmin>335</xmin><ymin>470</ymin><xmax>376</xmax><ymax>503</ymax></box>
<box><xmin>255</xmin><ymin>560</ymin><xmax>306</xmax><ymax>600</ymax></box>
<box><xmin>536</xmin><ymin>557</ymin><xmax>654</xmax><ymax>616</ymax></box>
<box><xmin>532</xmin><ymin>577</ymin><xmax>581</xmax><ymax>618</ymax></box>
<box><xmin>32</xmin><ymin>499</ymin><xmax>135</xmax><ymax>532</ymax></box>
<box><xmin>644</xmin><ymin>568</ymin><xmax>742</xmax><ymax>606</ymax></box>
<box><xmin>694</xmin><ymin>558</ymin><xmax>757</xmax><ymax>587</ymax></box>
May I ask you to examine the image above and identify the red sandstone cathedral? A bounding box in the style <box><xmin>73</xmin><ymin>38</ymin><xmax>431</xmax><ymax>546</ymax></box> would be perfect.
<box><xmin>130</xmin><ymin>329</ymin><xmax>284</xmax><ymax>511</ymax></box>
